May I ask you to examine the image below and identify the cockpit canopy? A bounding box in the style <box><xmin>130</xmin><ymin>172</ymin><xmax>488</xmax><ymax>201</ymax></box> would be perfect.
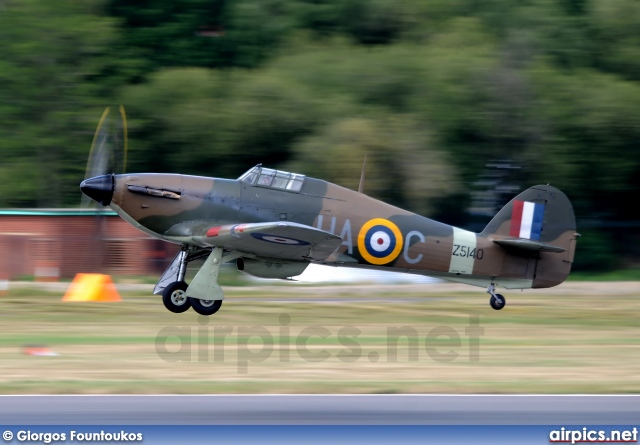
<box><xmin>238</xmin><ymin>165</ymin><xmax>306</xmax><ymax>192</ymax></box>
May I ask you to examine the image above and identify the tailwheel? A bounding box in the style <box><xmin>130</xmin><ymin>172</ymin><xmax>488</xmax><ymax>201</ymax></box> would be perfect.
<box><xmin>486</xmin><ymin>283</ymin><xmax>506</xmax><ymax>310</ymax></box>
<box><xmin>162</xmin><ymin>281</ymin><xmax>191</xmax><ymax>313</ymax></box>
<box><xmin>490</xmin><ymin>294</ymin><xmax>506</xmax><ymax>310</ymax></box>
<box><xmin>190</xmin><ymin>298</ymin><xmax>222</xmax><ymax>316</ymax></box>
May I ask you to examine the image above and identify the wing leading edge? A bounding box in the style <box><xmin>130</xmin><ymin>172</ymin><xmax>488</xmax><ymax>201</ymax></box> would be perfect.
<box><xmin>191</xmin><ymin>221</ymin><xmax>343</xmax><ymax>261</ymax></box>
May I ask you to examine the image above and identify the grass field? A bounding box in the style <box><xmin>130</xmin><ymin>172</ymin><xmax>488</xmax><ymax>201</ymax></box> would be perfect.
<box><xmin>0</xmin><ymin>281</ymin><xmax>639</xmax><ymax>394</ymax></box>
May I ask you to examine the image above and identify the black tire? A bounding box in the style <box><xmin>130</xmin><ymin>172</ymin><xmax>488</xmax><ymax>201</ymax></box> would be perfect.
<box><xmin>190</xmin><ymin>297</ymin><xmax>222</xmax><ymax>316</ymax></box>
<box><xmin>490</xmin><ymin>294</ymin><xmax>506</xmax><ymax>310</ymax></box>
<box><xmin>162</xmin><ymin>281</ymin><xmax>191</xmax><ymax>313</ymax></box>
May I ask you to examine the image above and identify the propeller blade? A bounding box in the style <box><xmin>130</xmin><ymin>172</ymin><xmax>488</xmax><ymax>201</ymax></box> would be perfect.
<box><xmin>81</xmin><ymin>106</ymin><xmax>128</xmax><ymax>207</ymax></box>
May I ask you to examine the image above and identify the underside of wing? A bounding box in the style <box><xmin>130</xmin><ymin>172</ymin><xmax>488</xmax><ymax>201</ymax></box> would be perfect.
<box><xmin>191</xmin><ymin>221</ymin><xmax>343</xmax><ymax>261</ymax></box>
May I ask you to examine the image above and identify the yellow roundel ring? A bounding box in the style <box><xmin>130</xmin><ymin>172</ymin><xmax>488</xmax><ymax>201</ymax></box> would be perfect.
<box><xmin>357</xmin><ymin>218</ymin><xmax>404</xmax><ymax>265</ymax></box>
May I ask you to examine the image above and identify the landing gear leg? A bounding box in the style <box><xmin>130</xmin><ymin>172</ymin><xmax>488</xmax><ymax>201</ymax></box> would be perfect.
<box><xmin>160</xmin><ymin>248</ymin><xmax>190</xmax><ymax>313</ymax></box>
<box><xmin>187</xmin><ymin>247</ymin><xmax>242</xmax><ymax>316</ymax></box>
<box><xmin>155</xmin><ymin>246</ymin><xmax>242</xmax><ymax>315</ymax></box>
<box><xmin>487</xmin><ymin>283</ymin><xmax>506</xmax><ymax>310</ymax></box>
<box><xmin>155</xmin><ymin>246</ymin><xmax>211</xmax><ymax>314</ymax></box>
<box><xmin>153</xmin><ymin>246</ymin><xmax>191</xmax><ymax>296</ymax></box>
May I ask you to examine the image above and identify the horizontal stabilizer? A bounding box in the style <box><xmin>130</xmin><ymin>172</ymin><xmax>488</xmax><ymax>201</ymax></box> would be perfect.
<box><xmin>493</xmin><ymin>238</ymin><xmax>566</xmax><ymax>253</ymax></box>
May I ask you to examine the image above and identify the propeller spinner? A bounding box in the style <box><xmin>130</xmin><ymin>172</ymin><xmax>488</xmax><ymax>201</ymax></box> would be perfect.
<box><xmin>80</xmin><ymin>174</ymin><xmax>114</xmax><ymax>206</ymax></box>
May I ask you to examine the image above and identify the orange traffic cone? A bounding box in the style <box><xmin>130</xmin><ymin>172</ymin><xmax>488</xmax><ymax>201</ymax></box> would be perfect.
<box><xmin>62</xmin><ymin>273</ymin><xmax>121</xmax><ymax>302</ymax></box>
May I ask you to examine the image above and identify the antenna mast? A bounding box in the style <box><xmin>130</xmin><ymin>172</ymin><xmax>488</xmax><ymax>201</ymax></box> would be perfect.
<box><xmin>358</xmin><ymin>154</ymin><xmax>367</xmax><ymax>194</ymax></box>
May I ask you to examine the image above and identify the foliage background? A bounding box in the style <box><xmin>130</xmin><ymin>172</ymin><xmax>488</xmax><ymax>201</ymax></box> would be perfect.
<box><xmin>0</xmin><ymin>0</ymin><xmax>638</xmax><ymax>271</ymax></box>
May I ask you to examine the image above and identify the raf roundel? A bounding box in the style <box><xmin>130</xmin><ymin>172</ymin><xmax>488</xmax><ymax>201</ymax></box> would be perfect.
<box><xmin>357</xmin><ymin>218</ymin><xmax>404</xmax><ymax>265</ymax></box>
<box><xmin>250</xmin><ymin>233</ymin><xmax>310</xmax><ymax>246</ymax></box>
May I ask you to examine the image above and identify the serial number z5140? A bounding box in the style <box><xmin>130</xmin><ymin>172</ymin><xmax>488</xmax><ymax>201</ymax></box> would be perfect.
<box><xmin>452</xmin><ymin>244</ymin><xmax>484</xmax><ymax>259</ymax></box>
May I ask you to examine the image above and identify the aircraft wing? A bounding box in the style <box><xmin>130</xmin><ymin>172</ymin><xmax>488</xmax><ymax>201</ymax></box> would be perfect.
<box><xmin>190</xmin><ymin>221</ymin><xmax>343</xmax><ymax>261</ymax></box>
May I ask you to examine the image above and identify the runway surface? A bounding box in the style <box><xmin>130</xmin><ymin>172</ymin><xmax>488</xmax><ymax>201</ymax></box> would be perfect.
<box><xmin>1</xmin><ymin>395</ymin><xmax>638</xmax><ymax>425</ymax></box>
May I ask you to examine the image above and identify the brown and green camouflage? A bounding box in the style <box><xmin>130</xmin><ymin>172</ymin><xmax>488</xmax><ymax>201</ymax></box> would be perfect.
<box><xmin>81</xmin><ymin>165</ymin><xmax>577</xmax><ymax>303</ymax></box>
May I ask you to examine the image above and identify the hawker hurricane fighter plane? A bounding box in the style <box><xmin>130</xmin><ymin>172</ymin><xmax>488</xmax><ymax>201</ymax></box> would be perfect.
<box><xmin>80</xmin><ymin>165</ymin><xmax>578</xmax><ymax>315</ymax></box>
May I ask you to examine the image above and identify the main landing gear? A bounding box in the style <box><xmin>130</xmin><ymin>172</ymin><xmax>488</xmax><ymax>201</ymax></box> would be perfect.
<box><xmin>487</xmin><ymin>283</ymin><xmax>506</xmax><ymax>310</ymax></box>
<box><xmin>190</xmin><ymin>298</ymin><xmax>223</xmax><ymax>316</ymax></box>
<box><xmin>155</xmin><ymin>246</ymin><xmax>241</xmax><ymax>316</ymax></box>
<box><xmin>162</xmin><ymin>282</ymin><xmax>222</xmax><ymax>315</ymax></box>
<box><xmin>162</xmin><ymin>281</ymin><xmax>190</xmax><ymax>313</ymax></box>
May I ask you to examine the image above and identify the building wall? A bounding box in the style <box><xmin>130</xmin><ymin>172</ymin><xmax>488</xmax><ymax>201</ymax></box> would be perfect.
<box><xmin>0</xmin><ymin>213</ymin><xmax>179</xmax><ymax>279</ymax></box>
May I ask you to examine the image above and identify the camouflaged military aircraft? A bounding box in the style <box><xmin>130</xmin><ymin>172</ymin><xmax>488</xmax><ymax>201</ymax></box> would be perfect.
<box><xmin>80</xmin><ymin>165</ymin><xmax>578</xmax><ymax>316</ymax></box>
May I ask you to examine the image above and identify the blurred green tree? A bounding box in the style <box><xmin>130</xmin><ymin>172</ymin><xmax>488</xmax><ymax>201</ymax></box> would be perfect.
<box><xmin>0</xmin><ymin>0</ymin><xmax>638</xmax><ymax>270</ymax></box>
<box><xmin>120</xmin><ymin>66</ymin><xmax>324</xmax><ymax>177</ymax></box>
<box><xmin>107</xmin><ymin>0</ymin><xmax>294</xmax><ymax>73</ymax></box>
<box><xmin>528</xmin><ymin>64</ymin><xmax>640</xmax><ymax>222</ymax></box>
<box><xmin>590</xmin><ymin>0</ymin><xmax>640</xmax><ymax>81</ymax></box>
<box><xmin>0</xmin><ymin>0</ymin><xmax>123</xmax><ymax>207</ymax></box>
<box><xmin>287</xmin><ymin>115</ymin><xmax>459</xmax><ymax>217</ymax></box>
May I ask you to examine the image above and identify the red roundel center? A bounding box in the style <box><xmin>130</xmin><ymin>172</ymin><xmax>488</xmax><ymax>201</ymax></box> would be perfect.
<box><xmin>377</xmin><ymin>238</ymin><xmax>384</xmax><ymax>245</ymax></box>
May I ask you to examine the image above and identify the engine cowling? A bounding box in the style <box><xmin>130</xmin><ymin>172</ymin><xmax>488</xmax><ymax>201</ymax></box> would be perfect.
<box><xmin>237</xmin><ymin>258</ymin><xmax>308</xmax><ymax>279</ymax></box>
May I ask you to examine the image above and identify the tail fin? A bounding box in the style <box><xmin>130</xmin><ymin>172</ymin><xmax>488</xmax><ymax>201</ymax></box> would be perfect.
<box><xmin>481</xmin><ymin>185</ymin><xmax>577</xmax><ymax>288</ymax></box>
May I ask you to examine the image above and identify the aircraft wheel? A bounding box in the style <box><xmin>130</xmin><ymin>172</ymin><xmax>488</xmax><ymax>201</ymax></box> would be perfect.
<box><xmin>190</xmin><ymin>298</ymin><xmax>222</xmax><ymax>316</ymax></box>
<box><xmin>490</xmin><ymin>294</ymin><xmax>506</xmax><ymax>310</ymax></box>
<box><xmin>162</xmin><ymin>281</ymin><xmax>191</xmax><ymax>313</ymax></box>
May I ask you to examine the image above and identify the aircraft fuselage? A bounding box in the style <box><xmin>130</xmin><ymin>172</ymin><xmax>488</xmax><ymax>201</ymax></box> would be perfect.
<box><xmin>92</xmin><ymin>172</ymin><xmax>575</xmax><ymax>290</ymax></box>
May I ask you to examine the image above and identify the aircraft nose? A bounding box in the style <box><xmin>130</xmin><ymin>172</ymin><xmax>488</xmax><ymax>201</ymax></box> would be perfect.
<box><xmin>80</xmin><ymin>174</ymin><xmax>114</xmax><ymax>206</ymax></box>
